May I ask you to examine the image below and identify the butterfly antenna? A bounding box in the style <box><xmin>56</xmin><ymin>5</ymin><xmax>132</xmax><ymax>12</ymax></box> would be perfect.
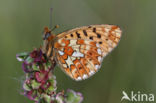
<box><xmin>49</xmin><ymin>8</ymin><xmax>59</xmax><ymax>32</ymax></box>
<box><xmin>49</xmin><ymin>8</ymin><xmax>53</xmax><ymax>29</ymax></box>
<box><xmin>51</xmin><ymin>25</ymin><xmax>59</xmax><ymax>32</ymax></box>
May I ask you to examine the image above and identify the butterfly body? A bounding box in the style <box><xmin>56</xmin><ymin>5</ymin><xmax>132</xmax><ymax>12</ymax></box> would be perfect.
<box><xmin>42</xmin><ymin>25</ymin><xmax>122</xmax><ymax>81</ymax></box>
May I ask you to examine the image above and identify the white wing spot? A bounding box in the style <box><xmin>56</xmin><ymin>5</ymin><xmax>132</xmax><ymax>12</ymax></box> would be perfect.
<box><xmin>69</xmin><ymin>40</ymin><xmax>77</xmax><ymax>46</ymax></box>
<box><xmin>72</xmin><ymin>51</ymin><xmax>84</xmax><ymax>57</ymax></box>
<box><xmin>72</xmin><ymin>45</ymin><xmax>80</xmax><ymax>52</ymax></box>
<box><xmin>71</xmin><ymin>56</ymin><xmax>76</xmax><ymax>61</ymax></box>
<box><xmin>105</xmin><ymin>28</ymin><xmax>110</xmax><ymax>32</ymax></box>
<box><xmin>98</xmin><ymin>56</ymin><xmax>102</xmax><ymax>62</ymax></box>
<box><xmin>58</xmin><ymin>39</ymin><xmax>62</xmax><ymax>43</ymax></box>
<box><xmin>58</xmin><ymin>39</ymin><xmax>65</xmax><ymax>46</ymax></box>
<box><xmin>112</xmin><ymin>43</ymin><xmax>116</xmax><ymax>47</ymax></box>
<box><xmin>63</xmin><ymin>64</ymin><xmax>67</xmax><ymax>68</ymax></box>
<box><xmin>83</xmin><ymin>74</ymin><xmax>88</xmax><ymax>79</ymax></box>
<box><xmin>89</xmin><ymin>71</ymin><xmax>95</xmax><ymax>75</ymax></box>
<box><xmin>58</xmin><ymin>50</ymin><xmax>64</xmax><ymax>56</ymax></box>
<box><xmin>115</xmin><ymin>28</ymin><xmax>121</xmax><ymax>33</ymax></box>
<box><xmin>97</xmin><ymin>49</ymin><xmax>102</xmax><ymax>55</ymax></box>
<box><xmin>76</xmin><ymin>77</ymin><xmax>82</xmax><ymax>81</ymax></box>
<box><xmin>96</xmin><ymin>43</ymin><xmax>100</xmax><ymax>48</ymax></box>
<box><xmin>95</xmin><ymin>65</ymin><xmax>99</xmax><ymax>70</ymax></box>
<box><xmin>62</xmin><ymin>43</ymin><xmax>65</xmax><ymax>46</ymax></box>
<box><xmin>116</xmin><ymin>32</ymin><xmax>121</xmax><ymax>37</ymax></box>
<box><xmin>84</xmin><ymin>40</ymin><xmax>91</xmax><ymax>45</ymax></box>
<box><xmin>65</xmin><ymin>56</ymin><xmax>73</xmax><ymax>67</ymax></box>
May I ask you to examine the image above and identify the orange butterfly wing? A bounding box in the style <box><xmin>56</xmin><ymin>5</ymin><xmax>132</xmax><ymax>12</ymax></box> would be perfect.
<box><xmin>53</xmin><ymin>25</ymin><xmax>122</xmax><ymax>81</ymax></box>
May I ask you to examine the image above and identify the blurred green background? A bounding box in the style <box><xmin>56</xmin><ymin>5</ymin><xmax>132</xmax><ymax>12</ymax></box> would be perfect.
<box><xmin>0</xmin><ymin>0</ymin><xmax>156</xmax><ymax>103</ymax></box>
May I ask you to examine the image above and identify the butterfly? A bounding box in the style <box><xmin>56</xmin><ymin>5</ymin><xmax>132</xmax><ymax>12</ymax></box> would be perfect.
<box><xmin>42</xmin><ymin>24</ymin><xmax>122</xmax><ymax>81</ymax></box>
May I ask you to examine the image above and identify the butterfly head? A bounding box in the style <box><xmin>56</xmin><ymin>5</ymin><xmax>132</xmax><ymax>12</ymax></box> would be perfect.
<box><xmin>43</xmin><ymin>27</ymin><xmax>55</xmax><ymax>41</ymax></box>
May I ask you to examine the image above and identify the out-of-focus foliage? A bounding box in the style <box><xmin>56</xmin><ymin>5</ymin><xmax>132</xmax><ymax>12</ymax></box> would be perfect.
<box><xmin>0</xmin><ymin>0</ymin><xmax>156</xmax><ymax>103</ymax></box>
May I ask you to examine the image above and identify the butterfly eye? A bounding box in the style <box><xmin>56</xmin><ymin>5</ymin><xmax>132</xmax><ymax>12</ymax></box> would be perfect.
<box><xmin>43</xmin><ymin>32</ymin><xmax>51</xmax><ymax>40</ymax></box>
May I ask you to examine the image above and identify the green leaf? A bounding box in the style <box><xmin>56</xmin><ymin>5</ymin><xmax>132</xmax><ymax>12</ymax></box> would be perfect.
<box><xmin>65</xmin><ymin>90</ymin><xmax>83</xmax><ymax>103</ymax></box>
<box><xmin>23</xmin><ymin>82</ymin><xmax>31</xmax><ymax>91</ymax></box>
<box><xmin>32</xmin><ymin>64</ymin><xmax>40</xmax><ymax>71</ymax></box>
<box><xmin>16</xmin><ymin>52</ymin><xmax>29</xmax><ymax>61</ymax></box>
<box><xmin>31</xmin><ymin>80</ymin><xmax>41</xmax><ymax>89</ymax></box>
<box><xmin>25</xmin><ymin>56</ymin><xmax>33</xmax><ymax>64</ymax></box>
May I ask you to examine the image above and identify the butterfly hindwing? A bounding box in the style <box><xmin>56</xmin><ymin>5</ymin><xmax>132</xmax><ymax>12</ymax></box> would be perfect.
<box><xmin>53</xmin><ymin>25</ymin><xmax>122</xmax><ymax>81</ymax></box>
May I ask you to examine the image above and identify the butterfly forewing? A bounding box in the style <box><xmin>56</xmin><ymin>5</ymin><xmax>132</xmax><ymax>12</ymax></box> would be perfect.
<box><xmin>53</xmin><ymin>25</ymin><xmax>122</xmax><ymax>81</ymax></box>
